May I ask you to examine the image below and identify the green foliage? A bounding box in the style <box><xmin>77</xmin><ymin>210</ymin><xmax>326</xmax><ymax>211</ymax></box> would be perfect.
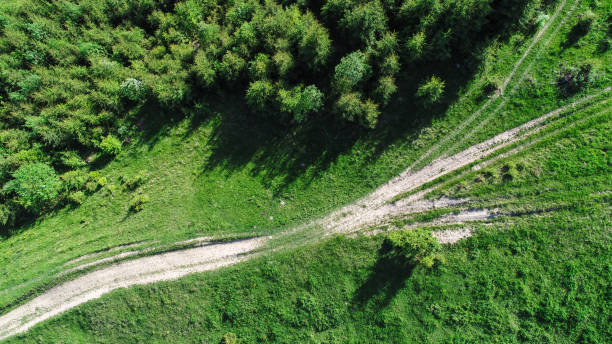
<box><xmin>246</xmin><ymin>79</ymin><xmax>275</xmax><ymax>112</ymax></box>
<box><xmin>385</xmin><ymin>228</ymin><xmax>442</xmax><ymax>268</ymax></box>
<box><xmin>120</xmin><ymin>171</ymin><xmax>148</xmax><ymax>191</ymax></box>
<box><xmin>128</xmin><ymin>194</ymin><xmax>149</xmax><ymax>213</ymax></box>
<box><xmin>416</xmin><ymin>75</ymin><xmax>446</xmax><ymax>105</ymax></box>
<box><xmin>3</xmin><ymin>163</ymin><xmax>60</xmax><ymax>213</ymax></box>
<box><xmin>374</xmin><ymin>76</ymin><xmax>397</xmax><ymax>105</ymax></box>
<box><xmin>248</xmin><ymin>53</ymin><xmax>270</xmax><ymax>79</ymax></box>
<box><xmin>556</xmin><ymin>63</ymin><xmax>592</xmax><ymax>96</ymax></box>
<box><xmin>340</xmin><ymin>0</ymin><xmax>387</xmax><ymax>45</ymax></box>
<box><xmin>333</xmin><ymin>51</ymin><xmax>370</xmax><ymax>92</ymax></box>
<box><xmin>277</xmin><ymin>84</ymin><xmax>324</xmax><ymax>123</ymax></box>
<box><xmin>335</xmin><ymin>93</ymin><xmax>380</xmax><ymax>128</ymax></box>
<box><xmin>99</xmin><ymin>135</ymin><xmax>122</xmax><ymax>156</ymax></box>
<box><xmin>119</xmin><ymin>78</ymin><xmax>146</xmax><ymax>102</ymax></box>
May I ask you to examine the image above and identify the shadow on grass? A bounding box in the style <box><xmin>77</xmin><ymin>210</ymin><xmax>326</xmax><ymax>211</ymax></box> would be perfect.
<box><xmin>352</xmin><ymin>241</ymin><xmax>415</xmax><ymax>311</ymax></box>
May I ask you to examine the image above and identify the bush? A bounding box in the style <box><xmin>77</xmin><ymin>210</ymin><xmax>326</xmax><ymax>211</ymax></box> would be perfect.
<box><xmin>556</xmin><ymin>63</ymin><xmax>592</xmax><ymax>96</ymax></box>
<box><xmin>3</xmin><ymin>163</ymin><xmax>61</xmax><ymax>213</ymax></box>
<box><xmin>68</xmin><ymin>191</ymin><xmax>86</xmax><ymax>205</ymax></box>
<box><xmin>119</xmin><ymin>78</ymin><xmax>146</xmax><ymax>102</ymax></box>
<box><xmin>121</xmin><ymin>171</ymin><xmax>148</xmax><ymax>191</ymax></box>
<box><xmin>129</xmin><ymin>194</ymin><xmax>149</xmax><ymax>212</ymax></box>
<box><xmin>99</xmin><ymin>135</ymin><xmax>122</xmax><ymax>156</ymax></box>
<box><xmin>416</xmin><ymin>76</ymin><xmax>445</xmax><ymax>105</ymax></box>
<box><xmin>385</xmin><ymin>228</ymin><xmax>442</xmax><ymax>268</ymax></box>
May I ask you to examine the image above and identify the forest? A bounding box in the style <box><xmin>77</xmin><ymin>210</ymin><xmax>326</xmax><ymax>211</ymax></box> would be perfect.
<box><xmin>0</xmin><ymin>0</ymin><xmax>560</xmax><ymax>229</ymax></box>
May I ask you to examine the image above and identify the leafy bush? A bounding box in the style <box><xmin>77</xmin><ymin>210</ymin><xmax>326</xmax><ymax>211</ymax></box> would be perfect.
<box><xmin>121</xmin><ymin>171</ymin><xmax>148</xmax><ymax>191</ymax></box>
<box><xmin>99</xmin><ymin>135</ymin><xmax>122</xmax><ymax>156</ymax></box>
<box><xmin>129</xmin><ymin>194</ymin><xmax>149</xmax><ymax>213</ymax></box>
<box><xmin>416</xmin><ymin>76</ymin><xmax>446</xmax><ymax>105</ymax></box>
<box><xmin>385</xmin><ymin>228</ymin><xmax>443</xmax><ymax>268</ymax></box>
<box><xmin>119</xmin><ymin>78</ymin><xmax>146</xmax><ymax>102</ymax></box>
<box><xmin>3</xmin><ymin>163</ymin><xmax>61</xmax><ymax>214</ymax></box>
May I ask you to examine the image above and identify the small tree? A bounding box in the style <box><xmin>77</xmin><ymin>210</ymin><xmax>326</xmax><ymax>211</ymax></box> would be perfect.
<box><xmin>246</xmin><ymin>80</ymin><xmax>275</xmax><ymax>113</ymax></box>
<box><xmin>248</xmin><ymin>53</ymin><xmax>270</xmax><ymax>79</ymax></box>
<box><xmin>417</xmin><ymin>76</ymin><xmax>445</xmax><ymax>105</ymax></box>
<box><xmin>385</xmin><ymin>228</ymin><xmax>442</xmax><ymax>268</ymax></box>
<box><xmin>4</xmin><ymin>163</ymin><xmax>61</xmax><ymax>214</ymax></box>
<box><xmin>277</xmin><ymin>84</ymin><xmax>323</xmax><ymax>123</ymax></box>
<box><xmin>374</xmin><ymin>76</ymin><xmax>397</xmax><ymax>106</ymax></box>
<box><xmin>99</xmin><ymin>135</ymin><xmax>122</xmax><ymax>156</ymax></box>
<box><xmin>333</xmin><ymin>51</ymin><xmax>370</xmax><ymax>92</ymax></box>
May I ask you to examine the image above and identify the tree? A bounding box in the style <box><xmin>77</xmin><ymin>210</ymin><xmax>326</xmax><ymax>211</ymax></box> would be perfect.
<box><xmin>385</xmin><ymin>228</ymin><xmax>442</xmax><ymax>268</ymax></box>
<box><xmin>4</xmin><ymin>163</ymin><xmax>61</xmax><ymax>214</ymax></box>
<box><xmin>248</xmin><ymin>53</ymin><xmax>270</xmax><ymax>79</ymax></box>
<box><xmin>374</xmin><ymin>76</ymin><xmax>397</xmax><ymax>105</ymax></box>
<box><xmin>335</xmin><ymin>92</ymin><xmax>380</xmax><ymax>128</ymax></box>
<box><xmin>340</xmin><ymin>0</ymin><xmax>387</xmax><ymax>45</ymax></box>
<box><xmin>277</xmin><ymin>84</ymin><xmax>324</xmax><ymax>123</ymax></box>
<box><xmin>246</xmin><ymin>80</ymin><xmax>275</xmax><ymax>113</ymax></box>
<box><xmin>333</xmin><ymin>51</ymin><xmax>370</xmax><ymax>92</ymax></box>
<box><xmin>416</xmin><ymin>76</ymin><xmax>445</xmax><ymax>105</ymax></box>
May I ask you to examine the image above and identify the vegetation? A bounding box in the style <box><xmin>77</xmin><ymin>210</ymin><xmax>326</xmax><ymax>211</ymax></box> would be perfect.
<box><xmin>0</xmin><ymin>0</ymin><xmax>549</xmax><ymax>228</ymax></box>
<box><xmin>0</xmin><ymin>0</ymin><xmax>611</xmax><ymax>342</ymax></box>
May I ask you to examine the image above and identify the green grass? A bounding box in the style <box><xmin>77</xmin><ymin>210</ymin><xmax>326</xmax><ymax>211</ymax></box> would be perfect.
<box><xmin>1</xmin><ymin>0</ymin><xmax>611</xmax><ymax>334</ymax></box>
<box><xmin>9</xmin><ymin>58</ymin><xmax>611</xmax><ymax>341</ymax></box>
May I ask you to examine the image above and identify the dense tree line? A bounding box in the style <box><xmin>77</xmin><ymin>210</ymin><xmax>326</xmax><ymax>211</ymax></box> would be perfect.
<box><xmin>0</xmin><ymin>0</ymin><xmax>546</xmax><ymax>228</ymax></box>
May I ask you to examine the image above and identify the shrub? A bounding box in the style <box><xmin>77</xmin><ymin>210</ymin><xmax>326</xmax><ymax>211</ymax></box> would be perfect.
<box><xmin>59</xmin><ymin>151</ymin><xmax>87</xmax><ymax>168</ymax></box>
<box><xmin>4</xmin><ymin>163</ymin><xmax>61</xmax><ymax>213</ymax></box>
<box><xmin>68</xmin><ymin>191</ymin><xmax>86</xmax><ymax>205</ymax></box>
<box><xmin>129</xmin><ymin>194</ymin><xmax>149</xmax><ymax>212</ymax></box>
<box><xmin>119</xmin><ymin>78</ymin><xmax>146</xmax><ymax>102</ymax></box>
<box><xmin>385</xmin><ymin>228</ymin><xmax>442</xmax><ymax>268</ymax></box>
<box><xmin>99</xmin><ymin>135</ymin><xmax>122</xmax><ymax>156</ymax></box>
<box><xmin>121</xmin><ymin>171</ymin><xmax>148</xmax><ymax>190</ymax></box>
<box><xmin>417</xmin><ymin>76</ymin><xmax>445</xmax><ymax>105</ymax></box>
<box><xmin>556</xmin><ymin>63</ymin><xmax>592</xmax><ymax>96</ymax></box>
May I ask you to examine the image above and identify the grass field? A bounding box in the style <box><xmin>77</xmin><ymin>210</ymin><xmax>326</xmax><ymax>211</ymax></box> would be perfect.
<box><xmin>9</xmin><ymin>110</ymin><xmax>610</xmax><ymax>342</ymax></box>
<box><xmin>0</xmin><ymin>0</ymin><xmax>611</xmax><ymax>341</ymax></box>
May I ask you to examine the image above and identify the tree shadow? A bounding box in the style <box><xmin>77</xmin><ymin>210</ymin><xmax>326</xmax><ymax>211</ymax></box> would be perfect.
<box><xmin>352</xmin><ymin>240</ymin><xmax>415</xmax><ymax>311</ymax></box>
<box><xmin>199</xmin><ymin>54</ymin><xmax>475</xmax><ymax>197</ymax></box>
<box><xmin>562</xmin><ymin>18</ymin><xmax>592</xmax><ymax>49</ymax></box>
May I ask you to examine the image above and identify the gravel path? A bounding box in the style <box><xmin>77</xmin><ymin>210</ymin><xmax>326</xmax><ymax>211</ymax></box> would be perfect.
<box><xmin>0</xmin><ymin>238</ymin><xmax>266</xmax><ymax>341</ymax></box>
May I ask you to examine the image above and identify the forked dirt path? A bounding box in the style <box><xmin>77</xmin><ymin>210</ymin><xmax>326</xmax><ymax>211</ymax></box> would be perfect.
<box><xmin>1</xmin><ymin>88</ymin><xmax>608</xmax><ymax>341</ymax></box>
<box><xmin>0</xmin><ymin>2</ymin><xmax>603</xmax><ymax>336</ymax></box>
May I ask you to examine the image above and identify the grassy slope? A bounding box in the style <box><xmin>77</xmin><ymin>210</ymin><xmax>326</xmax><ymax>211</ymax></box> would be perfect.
<box><xmin>9</xmin><ymin>113</ymin><xmax>610</xmax><ymax>342</ymax></box>
<box><xmin>0</xmin><ymin>0</ymin><xmax>610</xmax><ymax>328</ymax></box>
